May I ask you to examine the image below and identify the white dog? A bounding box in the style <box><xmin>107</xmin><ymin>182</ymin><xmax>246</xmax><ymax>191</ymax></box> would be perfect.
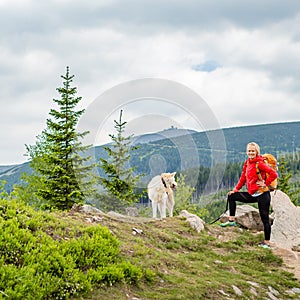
<box><xmin>147</xmin><ymin>172</ymin><xmax>177</xmax><ymax>219</ymax></box>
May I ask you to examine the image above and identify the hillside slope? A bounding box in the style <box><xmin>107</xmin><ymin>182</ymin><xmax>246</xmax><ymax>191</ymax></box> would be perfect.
<box><xmin>70</xmin><ymin>210</ymin><xmax>300</xmax><ymax>300</ymax></box>
<box><xmin>1</xmin><ymin>198</ymin><xmax>300</xmax><ymax>299</ymax></box>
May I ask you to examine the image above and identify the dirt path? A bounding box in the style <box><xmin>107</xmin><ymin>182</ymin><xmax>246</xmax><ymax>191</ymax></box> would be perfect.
<box><xmin>272</xmin><ymin>247</ymin><xmax>300</xmax><ymax>281</ymax></box>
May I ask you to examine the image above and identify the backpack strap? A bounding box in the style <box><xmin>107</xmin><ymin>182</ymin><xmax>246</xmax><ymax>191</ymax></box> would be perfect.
<box><xmin>256</xmin><ymin>161</ymin><xmax>263</xmax><ymax>181</ymax></box>
<box><xmin>256</xmin><ymin>162</ymin><xmax>266</xmax><ymax>194</ymax></box>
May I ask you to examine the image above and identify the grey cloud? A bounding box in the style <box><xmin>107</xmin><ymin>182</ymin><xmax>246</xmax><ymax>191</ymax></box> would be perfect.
<box><xmin>1</xmin><ymin>0</ymin><xmax>300</xmax><ymax>164</ymax></box>
<box><xmin>88</xmin><ymin>0</ymin><xmax>300</xmax><ymax>30</ymax></box>
<box><xmin>2</xmin><ymin>0</ymin><xmax>300</xmax><ymax>38</ymax></box>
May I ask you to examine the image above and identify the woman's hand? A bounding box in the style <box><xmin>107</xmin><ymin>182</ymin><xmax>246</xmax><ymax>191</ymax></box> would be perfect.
<box><xmin>256</xmin><ymin>180</ymin><xmax>266</xmax><ymax>187</ymax></box>
<box><xmin>228</xmin><ymin>190</ymin><xmax>235</xmax><ymax>195</ymax></box>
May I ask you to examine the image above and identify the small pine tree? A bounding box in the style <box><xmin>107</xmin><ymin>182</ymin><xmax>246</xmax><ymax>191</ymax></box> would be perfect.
<box><xmin>14</xmin><ymin>133</ymin><xmax>51</xmax><ymax>207</ymax></box>
<box><xmin>173</xmin><ymin>174</ymin><xmax>208</xmax><ymax>218</ymax></box>
<box><xmin>21</xmin><ymin>67</ymin><xmax>97</xmax><ymax>210</ymax></box>
<box><xmin>278</xmin><ymin>156</ymin><xmax>299</xmax><ymax>206</ymax></box>
<box><xmin>99</xmin><ymin>110</ymin><xmax>145</xmax><ymax>210</ymax></box>
<box><xmin>0</xmin><ymin>180</ymin><xmax>10</xmax><ymax>200</ymax></box>
<box><xmin>173</xmin><ymin>174</ymin><xmax>197</xmax><ymax>215</ymax></box>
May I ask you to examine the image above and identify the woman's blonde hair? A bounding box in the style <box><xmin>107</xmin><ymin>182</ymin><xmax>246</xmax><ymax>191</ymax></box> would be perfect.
<box><xmin>247</xmin><ymin>142</ymin><xmax>260</xmax><ymax>155</ymax></box>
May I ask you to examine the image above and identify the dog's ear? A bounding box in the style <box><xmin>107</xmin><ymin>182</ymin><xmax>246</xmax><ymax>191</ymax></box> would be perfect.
<box><xmin>171</xmin><ymin>172</ymin><xmax>176</xmax><ymax>177</ymax></box>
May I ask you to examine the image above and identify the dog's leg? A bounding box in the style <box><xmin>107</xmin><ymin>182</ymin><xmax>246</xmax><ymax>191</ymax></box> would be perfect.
<box><xmin>167</xmin><ymin>192</ymin><xmax>174</xmax><ymax>217</ymax></box>
<box><xmin>152</xmin><ymin>201</ymin><xmax>157</xmax><ymax>218</ymax></box>
<box><xmin>160</xmin><ymin>194</ymin><xmax>167</xmax><ymax>219</ymax></box>
<box><xmin>157</xmin><ymin>202</ymin><xmax>162</xmax><ymax>218</ymax></box>
<box><xmin>158</xmin><ymin>202</ymin><xmax>166</xmax><ymax>219</ymax></box>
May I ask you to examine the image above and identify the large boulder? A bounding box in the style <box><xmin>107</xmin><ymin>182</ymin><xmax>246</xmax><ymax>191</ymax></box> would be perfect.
<box><xmin>270</xmin><ymin>190</ymin><xmax>300</xmax><ymax>251</ymax></box>
<box><xmin>220</xmin><ymin>204</ymin><xmax>271</xmax><ymax>231</ymax></box>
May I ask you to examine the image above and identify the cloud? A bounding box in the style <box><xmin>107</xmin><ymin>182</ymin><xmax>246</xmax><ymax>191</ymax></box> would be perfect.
<box><xmin>1</xmin><ymin>0</ymin><xmax>300</xmax><ymax>164</ymax></box>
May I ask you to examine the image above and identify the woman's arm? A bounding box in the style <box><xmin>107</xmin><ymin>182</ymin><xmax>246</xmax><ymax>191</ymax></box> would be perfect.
<box><xmin>257</xmin><ymin>161</ymin><xmax>278</xmax><ymax>187</ymax></box>
<box><xmin>233</xmin><ymin>161</ymin><xmax>247</xmax><ymax>192</ymax></box>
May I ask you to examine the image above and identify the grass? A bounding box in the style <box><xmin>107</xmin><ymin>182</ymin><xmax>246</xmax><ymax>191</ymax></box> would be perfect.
<box><xmin>3</xmin><ymin>198</ymin><xmax>298</xmax><ymax>299</ymax></box>
<box><xmin>65</xmin><ymin>214</ymin><xmax>300</xmax><ymax>300</ymax></box>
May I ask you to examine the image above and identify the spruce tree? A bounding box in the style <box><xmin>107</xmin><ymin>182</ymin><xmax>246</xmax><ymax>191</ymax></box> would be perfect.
<box><xmin>173</xmin><ymin>174</ymin><xmax>196</xmax><ymax>215</ymax></box>
<box><xmin>278</xmin><ymin>156</ymin><xmax>299</xmax><ymax>206</ymax></box>
<box><xmin>99</xmin><ymin>110</ymin><xmax>145</xmax><ymax>208</ymax></box>
<box><xmin>23</xmin><ymin>67</ymin><xmax>96</xmax><ymax>210</ymax></box>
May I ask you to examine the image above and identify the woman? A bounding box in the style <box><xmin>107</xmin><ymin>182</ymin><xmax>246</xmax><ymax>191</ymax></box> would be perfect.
<box><xmin>220</xmin><ymin>142</ymin><xmax>278</xmax><ymax>249</ymax></box>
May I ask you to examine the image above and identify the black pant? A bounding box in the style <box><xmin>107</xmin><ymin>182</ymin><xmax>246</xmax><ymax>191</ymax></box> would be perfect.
<box><xmin>228</xmin><ymin>191</ymin><xmax>271</xmax><ymax>240</ymax></box>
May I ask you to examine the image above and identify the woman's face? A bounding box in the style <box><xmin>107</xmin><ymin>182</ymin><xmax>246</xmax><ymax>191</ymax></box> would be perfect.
<box><xmin>247</xmin><ymin>145</ymin><xmax>257</xmax><ymax>160</ymax></box>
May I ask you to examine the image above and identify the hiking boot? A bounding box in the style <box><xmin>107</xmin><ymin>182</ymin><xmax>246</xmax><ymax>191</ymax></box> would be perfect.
<box><xmin>258</xmin><ymin>242</ymin><xmax>271</xmax><ymax>249</ymax></box>
<box><xmin>219</xmin><ymin>220</ymin><xmax>236</xmax><ymax>227</ymax></box>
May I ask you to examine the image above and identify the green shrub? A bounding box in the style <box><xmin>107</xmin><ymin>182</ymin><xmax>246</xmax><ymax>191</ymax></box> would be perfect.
<box><xmin>0</xmin><ymin>199</ymin><xmax>145</xmax><ymax>299</ymax></box>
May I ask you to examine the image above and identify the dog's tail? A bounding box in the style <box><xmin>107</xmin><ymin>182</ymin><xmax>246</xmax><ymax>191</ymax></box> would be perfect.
<box><xmin>209</xmin><ymin>197</ymin><xmax>228</xmax><ymax>225</ymax></box>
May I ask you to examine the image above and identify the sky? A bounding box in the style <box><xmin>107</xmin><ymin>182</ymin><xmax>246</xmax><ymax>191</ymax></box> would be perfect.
<box><xmin>1</xmin><ymin>0</ymin><xmax>300</xmax><ymax>165</ymax></box>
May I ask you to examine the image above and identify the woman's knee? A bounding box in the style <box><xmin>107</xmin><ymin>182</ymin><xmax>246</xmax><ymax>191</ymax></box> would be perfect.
<box><xmin>228</xmin><ymin>193</ymin><xmax>236</xmax><ymax>202</ymax></box>
<box><xmin>260</xmin><ymin>212</ymin><xmax>270</xmax><ymax>225</ymax></box>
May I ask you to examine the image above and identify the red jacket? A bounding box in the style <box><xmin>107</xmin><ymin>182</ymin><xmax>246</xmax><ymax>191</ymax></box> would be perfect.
<box><xmin>234</xmin><ymin>155</ymin><xmax>278</xmax><ymax>195</ymax></box>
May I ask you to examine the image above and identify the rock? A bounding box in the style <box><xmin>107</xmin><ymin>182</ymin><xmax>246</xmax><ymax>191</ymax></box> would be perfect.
<box><xmin>249</xmin><ymin>287</ymin><xmax>258</xmax><ymax>297</ymax></box>
<box><xmin>214</xmin><ymin>260</ymin><xmax>223</xmax><ymax>265</ymax></box>
<box><xmin>126</xmin><ymin>207</ymin><xmax>139</xmax><ymax>217</ymax></box>
<box><xmin>291</xmin><ymin>288</ymin><xmax>300</xmax><ymax>294</ymax></box>
<box><xmin>232</xmin><ymin>285</ymin><xmax>243</xmax><ymax>296</ymax></box>
<box><xmin>85</xmin><ymin>215</ymin><xmax>103</xmax><ymax>223</ymax></box>
<box><xmin>218</xmin><ymin>290</ymin><xmax>230</xmax><ymax>296</ymax></box>
<box><xmin>272</xmin><ymin>247</ymin><xmax>298</xmax><ymax>260</ymax></box>
<box><xmin>107</xmin><ymin>211</ymin><xmax>125</xmax><ymax>218</ymax></box>
<box><xmin>179</xmin><ymin>210</ymin><xmax>205</xmax><ymax>233</ymax></box>
<box><xmin>70</xmin><ymin>204</ymin><xmax>103</xmax><ymax>214</ymax></box>
<box><xmin>266</xmin><ymin>291</ymin><xmax>279</xmax><ymax>300</ymax></box>
<box><xmin>268</xmin><ymin>286</ymin><xmax>280</xmax><ymax>296</ymax></box>
<box><xmin>92</xmin><ymin>215</ymin><xmax>103</xmax><ymax>222</ymax></box>
<box><xmin>292</xmin><ymin>244</ymin><xmax>300</xmax><ymax>252</ymax></box>
<box><xmin>220</xmin><ymin>204</ymin><xmax>273</xmax><ymax>231</ymax></box>
<box><xmin>235</xmin><ymin>205</ymin><xmax>267</xmax><ymax>230</ymax></box>
<box><xmin>246</xmin><ymin>281</ymin><xmax>260</xmax><ymax>288</ymax></box>
<box><xmin>132</xmin><ymin>227</ymin><xmax>143</xmax><ymax>235</ymax></box>
<box><xmin>271</xmin><ymin>190</ymin><xmax>300</xmax><ymax>250</ymax></box>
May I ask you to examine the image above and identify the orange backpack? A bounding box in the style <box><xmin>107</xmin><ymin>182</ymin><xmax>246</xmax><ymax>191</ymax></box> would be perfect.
<box><xmin>256</xmin><ymin>153</ymin><xmax>278</xmax><ymax>191</ymax></box>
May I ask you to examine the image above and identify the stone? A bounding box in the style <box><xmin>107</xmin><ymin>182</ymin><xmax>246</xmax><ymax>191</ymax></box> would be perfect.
<box><xmin>232</xmin><ymin>285</ymin><xmax>243</xmax><ymax>296</ymax></box>
<box><xmin>220</xmin><ymin>204</ymin><xmax>273</xmax><ymax>231</ymax></box>
<box><xmin>126</xmin><ymin>207</ymin><xmax>139</xmax><ymax>217</ymax></box>
<box><xmin>270</xmin><ymin>190</ymin><xmax>300</xmax><ymax>250</ymax></box>
<box><xmin>74</xmin><ymin>204</ymin><xmax>103</xmax><ymax>214</ymax></box>
<box><xmin>179</xmin><ymin>210</ymin><xmax>205</xmax><ymax>233</ymax></box>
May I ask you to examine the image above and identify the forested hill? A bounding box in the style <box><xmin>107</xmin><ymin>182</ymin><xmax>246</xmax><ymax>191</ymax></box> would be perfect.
<box><xmin>1</xmin><ymin>121</ymin><xmax>299</xmax><ymax>192</ymax></box>
<box><xmin>221</xmin><ymin>121</ymin><xmax>299</xmax><ymax>160</ymax></box>
<box><xmin>122</xmin><ymin>121</ymin><xmax>300</xmax><ymax>175</ymax></box>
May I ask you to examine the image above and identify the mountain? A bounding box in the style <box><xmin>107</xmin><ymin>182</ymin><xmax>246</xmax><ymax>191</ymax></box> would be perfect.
<box><xmin>1</xmin><ymin>121</ymin><xmax>299</xmax><ymax>192</ymax></box>
<box><xmin>127</xmin><ymin>121</ymin><xmax>300</xmax><ymax>177</ymax></box>
<box><xmin>0</xmin><ymin>165</ymin><xmax>19</xmax><ymax>173</ymax></box>
<box><xmin>0</xmin><ymin>162</ymin><xmax>31</xmax><ymax>192</ymax></box>
<box><xmin>131</xmin><ymin>127</ymin><xmax>197</xmax><ymax>144</ymax></box>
